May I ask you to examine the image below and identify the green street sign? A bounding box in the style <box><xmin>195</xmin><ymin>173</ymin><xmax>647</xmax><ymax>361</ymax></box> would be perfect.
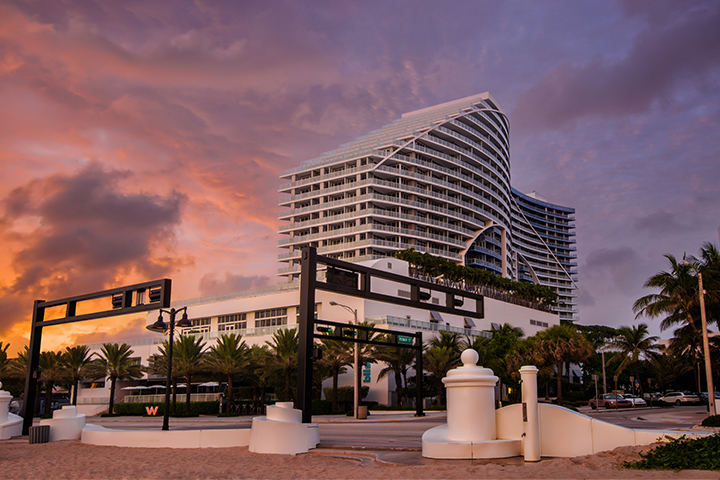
<box><xmin>398</xmin><ymin>335</ymin><xmax>413</xmax><ymax>345</ymax></box>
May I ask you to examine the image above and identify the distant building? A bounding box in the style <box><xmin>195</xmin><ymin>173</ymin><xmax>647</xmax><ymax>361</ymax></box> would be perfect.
<box><xmin>278</xmin><ymin>92</ymin><xmax>577</xmax><ymax>321</ymax></box>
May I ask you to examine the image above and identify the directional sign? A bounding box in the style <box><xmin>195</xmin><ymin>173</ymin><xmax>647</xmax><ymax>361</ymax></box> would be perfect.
<box><xmin>398</xmin><ymin>335</ymin><xmax>413</xmax><ymax>345</ymax></box>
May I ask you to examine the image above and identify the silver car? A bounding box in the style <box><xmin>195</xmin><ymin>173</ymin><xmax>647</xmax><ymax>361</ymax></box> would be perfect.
<box><xmin>658</xmin><ymin>391</ymin><xmax>699</xmax><ymax>405</ymax></box>
<box><xmin>622</xmin><ymin>394</ymin><xmax>647</xmax><ymax>407</ymax></box>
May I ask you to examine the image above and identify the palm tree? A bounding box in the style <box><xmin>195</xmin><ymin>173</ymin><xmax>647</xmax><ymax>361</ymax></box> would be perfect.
<box><xmin>375</xmin><ymin>340</ymin><xmax>416</xmax><ymax>406</ymax></box>
<box><xmin>633</xmin><ymin>254</ymin><xmax>703</xmax><ymax>337</ymax></box>
<box><xmin>317</xmin><ymin>338</ymin><xmax>350</xmax><ymax>411</ymax></box>
<box><xmin>61</xmin><ymin>345</ymin><xmax>92</xmax><ymax>406</ymax></box>
<box><xmin>0</xmin><ymin>342</ymin><xmax>9</xmax><ymax>378</ymax></box>
<box><xmin>536</xmin><ymin>324</ymin><xmax>592</xmax><ymax>405</ymax></box>
<box><xmin>39</xmin><ymin>351</ymin><xmax>65</xmax><ymax>416</ymax></box>
<box><xmin>145</xmin><ymin>340</ymin><xmax>180</xmax><ymax>413</ymax></box>
<box><xmin>247</xmin><ymin>345</ymin><xmax>273</xmax><ymax>412</ymax></box>
<box><xmin>609</xmin><ymin>324</ymin><xmax>660</xmax><ymax>397</ymax></box>
<box><xmin>266</xmin><ymin>328</ymin><xmax>298</xmax><ymax>402</ymax></box>
<box><xmin>205</xmin><ymin>333</ymin><xmax>248</xmax><ymax>411</ymax></box>
<box><xmin>424</xmin><ymin>346</ymin><xmax>457</xmax><ymax>406</ymax></box>
<box><xmin>174</xmin><ymin>335</ymin><xmax>207</xmax><ymax>414</ymax></box>
<box><xmin>89</xmin><ymin>343</ymin><xmax>142</xmax><ymax>416</ymax></box>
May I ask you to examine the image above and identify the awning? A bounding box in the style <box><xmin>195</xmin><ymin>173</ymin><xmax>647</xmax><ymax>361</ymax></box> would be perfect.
<box><xmin>430</xmin><ymin>311</ymin><xmax>443</xmax><ymax>323</ymax></box>
<box><xmin>198</xmin><ymin>382</ymin><xmax>219</xmax><ymax>388</ymax></box>
<box><xmin>464</xmin><ymin>317</ymin><xmax>476</xmax><ymax>328</ymax></box>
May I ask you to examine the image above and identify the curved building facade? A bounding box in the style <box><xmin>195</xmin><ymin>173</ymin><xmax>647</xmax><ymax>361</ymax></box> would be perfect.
<box><xmin>278</xmin><ymin>92</ymin><xmax>577</xmax><ymax>321</ymax></box>
<box><xmin>511</xmin><ymin>189</ymin><xmax>578</xmax><ymax>322</ymax></box>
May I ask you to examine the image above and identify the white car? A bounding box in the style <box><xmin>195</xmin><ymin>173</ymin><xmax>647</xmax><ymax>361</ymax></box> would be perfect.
<box><xmin>621</xmin><ymin>394</ymin><xmax>647</xmax><ymax>407</ymax></box>
<box><xmin>658</xmin><ymin>392</ymin><xmax>699</xmax><ymax>405</ymax></box>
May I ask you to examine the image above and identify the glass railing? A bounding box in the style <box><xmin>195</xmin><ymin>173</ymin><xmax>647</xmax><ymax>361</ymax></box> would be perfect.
<box><xmin>366</xmin><ymin>315</ymin><xmax>491</xmax><ymax>339</ymax></box>
<box><xmin>277</xmin><ymin>222</ymin><xmax>466</xmax><ymax>255</ymax></box>
<box><xmin>374</xmin><ymin>162</ymin><xmax>510</xmax><ymax>216</ymax></box>
<box><xmin>279</xmin><ymin>208</ymin><xmax>474</xmax><ymax>237</ymax></box>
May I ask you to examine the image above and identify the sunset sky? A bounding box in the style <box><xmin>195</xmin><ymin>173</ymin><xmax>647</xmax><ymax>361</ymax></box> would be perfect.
<box><xmin>1</xmin><ymin>0</ymin><xmax>719</xmax><ymax>356</ymax></box>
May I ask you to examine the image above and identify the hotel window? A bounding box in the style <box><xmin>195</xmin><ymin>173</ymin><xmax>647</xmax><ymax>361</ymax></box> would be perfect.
<box><xmin>189</xmin><ymin>317</ymin><xmax>211</xmax><ymax>333</ymax></box>
<box><xmin>255</xmin><ymin>308</ymin><xmax>288</xmax><ymax>328</ymax></box>
<box><xmin>219</xmin><ymin>313</ymin><xmax>247</xmax><ymax>331</ymax></box>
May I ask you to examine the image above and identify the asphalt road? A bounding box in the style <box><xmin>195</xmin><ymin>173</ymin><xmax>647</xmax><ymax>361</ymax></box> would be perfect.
<box><xmin>579</xmin><ymin>404</ymin><xmax>710</xmax><ymax>430</ymax></box>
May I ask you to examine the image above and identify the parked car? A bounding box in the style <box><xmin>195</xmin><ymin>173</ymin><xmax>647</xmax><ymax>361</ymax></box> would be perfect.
<box><xmin>697</xmin><ymin>392</ymin><xmax>720</xmax><ymax>404</ymax></box>
<box><xmin>658</xmin><ymin>391</ymin><xmax>699</xmax><ymax>405</ymax></box>
<box><xmin>589</xmin><ymin>394</ymin><xmax>633</xmax><ymax>409</ymax></box>
<box><xmin>621</xmin><ymin>394</ymin><xmax>647</xmax><ymax>407</ymax></box>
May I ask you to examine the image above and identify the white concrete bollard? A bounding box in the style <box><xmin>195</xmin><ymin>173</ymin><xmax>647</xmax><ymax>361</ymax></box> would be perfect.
<box><xmin>520</xmin><ymin>365</ymin><xmax>540</xmax><ymax>462</ymax></box>
<box><xmin>0</xmin><ymin>387</ymin><xmax>10</xmax><ymax>424</ymax></box>
<box><xmin>443</xmin><ymin>349</ymin><xmax>499</xmax><ymax>442</ymax></box>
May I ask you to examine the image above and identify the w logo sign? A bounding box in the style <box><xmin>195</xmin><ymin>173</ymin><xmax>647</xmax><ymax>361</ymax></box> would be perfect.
<box><xmin>145</xmin><ymin>406</ymin><xmax>159</xmax><ymax>416</ymax></box>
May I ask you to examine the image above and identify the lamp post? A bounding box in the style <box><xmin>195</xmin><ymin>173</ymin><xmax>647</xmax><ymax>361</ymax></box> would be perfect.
<box><xmin>601</xmin><ymin>345</ymin><xmax>608</xmax><ymax>395</ymax></box>
<box><xmin>146</xmin><ymin>306</ymin><xmax>191</xmax><ymax>430</ymax></box>
<box><xmin>681</xmin><ymin>259</ymin><xmax>716</xmax><ymax>416</ymax></box>
<box><xmin>329</xmin><ymin>301</ymin><xmax>359</xmax><ymax>420</ymax></box>
<box><xmin>697</xmin><ymin>272</ymin><xmax>716</xmax><ymax>416</ymax></box>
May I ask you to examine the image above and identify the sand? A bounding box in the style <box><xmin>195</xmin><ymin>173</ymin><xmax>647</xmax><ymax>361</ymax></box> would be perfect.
<box><xmin>1</xmin><ymin>440</ymin><xmax>718</xmax><ymax>480</ymax></box>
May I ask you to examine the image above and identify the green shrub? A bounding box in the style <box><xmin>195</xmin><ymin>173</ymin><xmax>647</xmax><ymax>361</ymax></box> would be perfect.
<box><xmin>701</xmin><ymin>415</ymin><xmax>720</xmax><ymax>427</ymax></box>
<box><xmin>624</xmin><ymin>434</ymin><xmax>720</xmax><ymax>471</ymax></box>
<box><xmin>312</xmin><ymin>400</ymin><xmax>333</xmax><ymax>415</ymax></box>
<box><xmin>323</xmin><ymin>386</ymin><xmax>370</xmax><ymax>403</ymax></box>
<box><xmin>112</xmin><ymin>401</ymin><xmax>218</xmax><ymax>416</ymax></box>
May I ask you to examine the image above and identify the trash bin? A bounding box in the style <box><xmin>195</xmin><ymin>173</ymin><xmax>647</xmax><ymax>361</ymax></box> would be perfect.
<box><xmin>29</xmin><ymin>425</ymin><xmax>50</xmax><ymax>444</ymax></box>
<box><xmin>357</xmin><ymin>406</ymin><xmax>368</xmax><ymax>419</ymax></box>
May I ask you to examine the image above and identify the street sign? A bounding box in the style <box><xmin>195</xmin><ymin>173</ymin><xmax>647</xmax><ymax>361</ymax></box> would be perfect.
<box><xmin>398</xmin><ymin>335</ymin><xmax>413</xmax><ymax>345</ymax></box>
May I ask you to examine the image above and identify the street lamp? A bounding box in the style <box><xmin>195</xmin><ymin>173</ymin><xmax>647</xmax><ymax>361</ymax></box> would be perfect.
<box><xmin>146</xmin><ymin>306</ymin><xmax>191</xmax><ymax>430</ymax></box>
<box><xmin>682</xmin><ymin>261</ymin><xmax>716</xmax><ymax>416</ymax></box>
<box><xmin>698</xmin><ymin>272</ymin><xmax>716</xmax><ymax>416</ymax></box>
<box><xmin>601</xmin><ymin>344</ymin><xmax>608</xmax><ymax>395</ymax></box>
<box><xmin>329</xmin><ymin>301</ymin><xmax>360</xmax><ymax>420</ymax></box>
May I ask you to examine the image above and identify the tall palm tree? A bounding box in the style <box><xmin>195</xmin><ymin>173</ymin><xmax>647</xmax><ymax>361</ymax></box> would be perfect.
<box><xmin>61</xmin><ymin>345</ymin><xmax>92</xmax><ymax>406</ymax></box>
<box><xmin>266</xmin><ymin>328</ymin><xmax>298</xmax><ymax>402</ymax></box>
<box><xmin>205</xmin><ymin>333</ymin><xmax>248</xmax><ymax>411</ymax></box>
<box><xmin>609</xmin><ymin>323</ymin><xmax>660</xmax><ymax>397</ymax></box>
<box><xmin>536</xmin><ymin>324</ymin><xmax>592</xmax><ymax>405</ymax></box>
<box><xmin>39</xmin><ymin>351</ymin><xmax>66</xmax><ymax>416</ymax></box>
<box><xmin>633</xmin><ymin>254</ymin><xmax>703</xmax><ymax>337</ymax></box>
<box><xmin>174</xmin><ymin>334</ymin><xmax>207</xmax><ymax>414</ymax></box>
<box><xmin>89</xmin><ymin>343</ymin><xmax>142</xmax><ymax>416</ymax></box>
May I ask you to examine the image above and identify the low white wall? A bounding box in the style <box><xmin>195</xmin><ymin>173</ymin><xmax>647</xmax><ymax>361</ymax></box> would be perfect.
<box><xmin>496</xmin><ymin>403</ymin><xmax>702</xmax><ymax>457</ymax></box>
<box><xmin>81</xmin><ymin>424</ymin><xmax>251</xmax><ymax>449</ymax></box>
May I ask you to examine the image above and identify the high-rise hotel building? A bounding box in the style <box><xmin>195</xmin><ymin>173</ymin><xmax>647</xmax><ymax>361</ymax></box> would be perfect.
<box><xmin>278</xmin><ymin>93</ymin><xmax>578</xmax><ymax>322</ymax></box>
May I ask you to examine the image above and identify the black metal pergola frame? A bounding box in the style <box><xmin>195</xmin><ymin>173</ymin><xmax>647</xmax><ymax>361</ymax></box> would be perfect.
<box><xmin>21</xmin><ymin>279</ymin><xmax>172</xmax><ymax>435</ymax></box>
<box><xmin>296</xmin><ymin>247</ymin><xmax>485</xmax><ymax>423</ymax></box>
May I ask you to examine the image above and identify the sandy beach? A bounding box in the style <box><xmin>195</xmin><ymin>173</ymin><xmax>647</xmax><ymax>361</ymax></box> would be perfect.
<box><xmin>1</xmin><ymin>439</ymin><xmax>717</xmax><ymax>480</ymax></box>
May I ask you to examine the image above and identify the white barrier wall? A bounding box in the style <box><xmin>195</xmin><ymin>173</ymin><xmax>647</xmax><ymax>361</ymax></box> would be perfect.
<box><xmin>496</xmin><ymin>403</ymin><xmax>701</xmax><ymax>457</ymax></box>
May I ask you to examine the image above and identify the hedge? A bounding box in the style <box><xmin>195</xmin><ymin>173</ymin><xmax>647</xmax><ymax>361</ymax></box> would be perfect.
<box><xmin>113</xmin><ymin>401</ymin><xmax>219</xmax><ymax>416</ymax></box>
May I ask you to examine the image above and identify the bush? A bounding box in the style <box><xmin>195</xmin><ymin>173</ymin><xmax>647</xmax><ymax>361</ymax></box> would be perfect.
<box><xmin>112</xmin><ymin>401</ymin><xmax>219</xmax><ymax>416</ymax></box>
<box><xmin>323</xmin><ymin>386</ymin><xmax>370</xmax><ymax>403</ymax></box>
<box><xmin>701</xmin><ymin>415</ymin><xmax>720</xmax><ymax>427</ymax></box>
<box><xmin>624</xmin><ymin>434</ymin><xmax>720</xmax><ymax>471</ymax></box>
